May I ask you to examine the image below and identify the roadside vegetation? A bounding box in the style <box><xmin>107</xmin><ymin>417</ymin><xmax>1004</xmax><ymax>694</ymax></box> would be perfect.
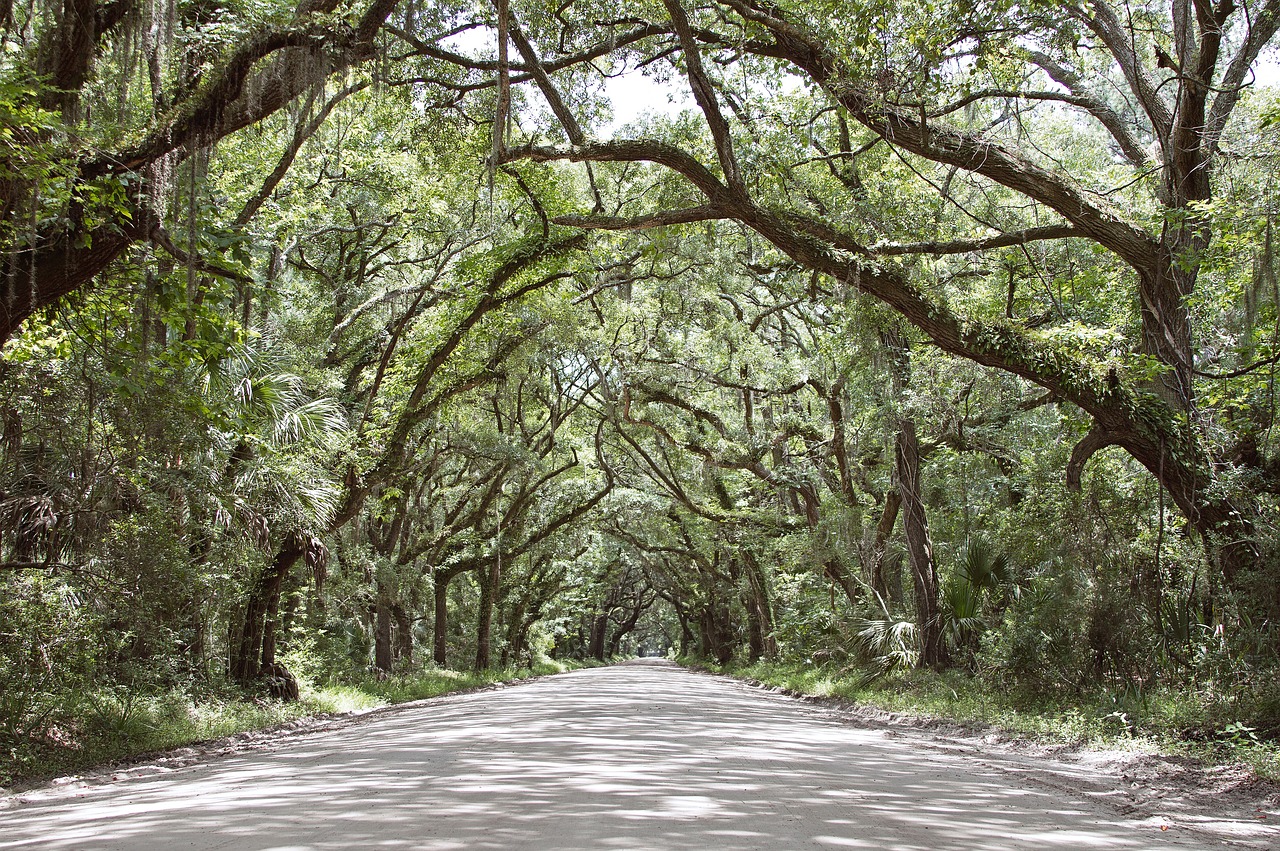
<box><xmin>3</xmin><ymin>661</ymin><xmax>584</xmax><ymax>789</ymax></box>
<box><xmin>700</xmin><ymin>660</ymin><xmax>1280</xmax><ymax>782</ymax></box>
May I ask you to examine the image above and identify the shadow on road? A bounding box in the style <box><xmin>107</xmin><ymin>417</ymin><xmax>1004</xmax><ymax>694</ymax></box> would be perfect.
<box><xmin>0</xmin><ymin>663</ymin><xmax>1203</xmax><ymax>850</ymax></box>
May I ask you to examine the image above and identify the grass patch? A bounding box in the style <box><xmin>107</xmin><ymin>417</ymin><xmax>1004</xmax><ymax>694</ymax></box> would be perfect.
<box><xmin>695</xmin><ymin>659</ymin><xmax>1280</xmax><ymax>781</ymax></box>
<box><xmin>2</xmin><ymin>659</ymin><xmax>584</xmax><ymax>790</ymax></box>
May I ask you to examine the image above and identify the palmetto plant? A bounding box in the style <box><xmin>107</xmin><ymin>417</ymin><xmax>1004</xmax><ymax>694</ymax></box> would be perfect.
<box><xmin>853</xmin><ymin>616</ymin><xmax>920</xmax><ymax>682</ymax></box>
<box><xmin>849</xmin><ymin>547</ymin><xmax>921</xmax><ymax>681</ymax></box>
<box><xmin>943</xmin><ymin>579</ymin><xmax>984</xmax><ymax>652</ymax></box>
<box><xmin>944</xmin><ymin>537</ymin><xmax>1015</xmax><ymax>663</ymax></box>
<box><xmin>957</xmin><ymin>537</ymin><xmax>1014</xmax><ymax>595</ymax></box>
<box><xmin>206</xmin><ymin>346</ymin><xmax>349</xmax><ymax>535</ymax></box>
<box><xmin>210</xmin><ymin>347</ymin><xmax>348</xmax><ymax>451</ymax></box>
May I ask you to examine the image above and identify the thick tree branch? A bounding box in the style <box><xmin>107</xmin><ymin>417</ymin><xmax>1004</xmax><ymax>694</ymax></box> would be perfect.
<box><xmin>663</xmin><ymin>0</ymin><xmax>746</xmax><ymax>197</ymax></box>
<box><xmin>3</xmin><ymin>0</ymin><xmax>403</xmax><ymax>344</ymax></box>
<box><xmin>869</xmin><ymin>225</ymin><xmax>1080</xmax><ymax>256</ymax></box>
<box><xmin>1074</xmin><ymin>0</ymin><xmax>1174</xmax><ymax>145</ymax></box>
<box><xmin>504</xmin><ymin>140</ymin><xmax>733</xmax><ymax>203</ymax></box>
<box><xmin>716</xmin><ymin>0</ymin><xmax>1162</xmax><ymax>274</ymax></box>
<box><xmin>85</xmin><ymin>0</ymin><xmax>400</xmax><ymax>178</ymax></box>
<box><xmin>507</xmin><ymin>20</ymin><xmax>587</xmax><ymax>145</ymax></box>
<box><xmin>1066</xmin><ymin>425</ymin><xmax>1124</xmax><ymax>490</ymax></box>
<box><xmin>555</xmin><ymin>205</ymin><xmax>726</xmax><ymax>230</ymax></box>
<box><xmin>1207</xmin><ymin>0</ymin><xmax>1280</xmax><ymax>146</ymax></box>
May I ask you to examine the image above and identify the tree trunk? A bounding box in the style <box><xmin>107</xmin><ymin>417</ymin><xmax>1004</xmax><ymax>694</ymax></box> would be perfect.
<box><xmin>697</xmin><ymin>599</ymin><xmax>734</xmax><ymax>664</ymax></box>
<box><xmin>871</xmin><ymin>491</ymin><xmax>902</xmax><ymax>606</ymax></box>
<box><xmin>232</xmin><ymin>541</ymin><xmax>304</xmax><ymax>682</ymax></box>
<box><xmin>505</xmin><ymin>599</ymin><xmax>543</xmax><ymax>668</ymax></box>
<box><xmin>744</xmin><ymin>598</ymin><xmax>764</xmax><ymax>663</ymax></box>
<box><xmin>509</xmin><ymin>614</ymin><xmax>531</xmax><ymax>666</ymax></box>
<box><xmin>884</xmin><ymin>325</ymin><xmax>947</xmax><ymax>669</ymax></box>
<box><xmin>433</xmin><ymin>572</ymin><xmax>450</xmax><ymax>668</ymax></box>
<box><xmin>392</xmin><ymin>604</ymin><xmax>412</xmax><ymax>665</ymax></box>
<box><xmin>187</xmin><ymin>606</ymin><xmax>207</xmax><ymax>678</ymax></box>
<box><xmin>678</xmin><ymin>611</ymin><xmax>694</xmax><ymax>658</ymax></box>
<box><xmin>185</xmin><ymin>533</ymin><xmax>212</xmax><ymax>677</ymax></box>
<box><xmin>896</xmin><ymin>419</ymin><xmax>947</xmax><ymax>669</ymax></box>
<box><xmin>588</xmin><ymin>612</ymin><xmax>609</xmax><ymax>661</ymax></box>
<box><xmin>474</xmin><ymin>559</ymin><xmax>499</xmax><ymax>672</ymax></box>
<box><xmin>374</xmin><ymin>594</ymin><xmax>392</xmax><ymax>674</ymax></box>
<box><xmin>743</xmin><ymin>552</ymin><xmax>777</xmax><ymax>662</ymax></box>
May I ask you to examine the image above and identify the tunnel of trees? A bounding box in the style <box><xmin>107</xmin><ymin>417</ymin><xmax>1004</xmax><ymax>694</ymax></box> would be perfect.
<box><xmin>2</xmin><ymin>0</ymin><xmax>1280</xmax><ymax>771</ymax></box>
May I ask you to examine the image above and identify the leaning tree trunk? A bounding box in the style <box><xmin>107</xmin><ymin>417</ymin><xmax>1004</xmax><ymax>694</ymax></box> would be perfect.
<box><xmin>232</xmin><ymin>540</ymin><xmax>304</xmax><ymax>682</ymax></box>
<box><xmin>588</xmin><ymin>611</ymin><xmax>610</xmax><ymax>661</ymax></box>
<box><xmin>870</xmin><ymin>491</ymin><xmax>902</xmax><ymax>605</ymax></box>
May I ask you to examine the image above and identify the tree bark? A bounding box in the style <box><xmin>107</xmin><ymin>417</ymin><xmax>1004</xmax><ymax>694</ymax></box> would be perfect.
<box><xmin>433</xmin><ymin>571</ymin><xmax>450</xmax><ymax>668</ymax></box>
<box><xmin>588</xmin><ymin>611</ymin><xmax>609</xmax><ymax>661</ymax></box>
<box><xmin>232</xmin><ymin>540</ymin><xmax>304</xmax><ymax>682</ymax></box>
<box><xmin>374</xmin><ymin>594</ymin><xmax>392</xmax><ymax>674</ymax></box>
<box><xmin>871</xmin><ymin>491</ymin><xmax>902</xmax><ymax>605</ymax></box>
<box><xmin>884</xmin><ymin>326</ymin><xmax>947</xmax><ymax>669</ymax></box>
<box><xmin>392</xmin><ymin>604</ymin><xmax>412</xmax><ymax>665</ymax></box>
<box><xmin>697</xmin><ymin>598</ymin><xmax>735</xmax><ymax>664</ymax></box>
<box><xmin>742</xmin><ymin>551</ymin><xmax>776</xmax><ymax>662</ymax></box>
<box><xmin>678</xmin><ymin>611</ymin><xmax>694</xmax><ymax>658</ymax></box>
<box><xmin>895</xmin><ymin>419</ymin><xmax>948</xmax><ymax>669</ymax></box>
<box><xmin>474</xmin><ymin>559</ymin><xmax>500</xmax><ymax>671</ymax></box>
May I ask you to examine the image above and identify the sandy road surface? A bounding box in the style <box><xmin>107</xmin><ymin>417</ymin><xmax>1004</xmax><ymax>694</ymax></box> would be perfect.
<box><xmin>0</xmin><ymin>661</ymin><xmax>1267</xmax><ymax>850</ymax></box>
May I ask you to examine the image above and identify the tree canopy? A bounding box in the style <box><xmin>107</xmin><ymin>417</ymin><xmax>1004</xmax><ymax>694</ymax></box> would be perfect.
<box><xmin>3</xmin><ymin>0</ymin><xmax>1280</xmax><ymax>777</ymax></box>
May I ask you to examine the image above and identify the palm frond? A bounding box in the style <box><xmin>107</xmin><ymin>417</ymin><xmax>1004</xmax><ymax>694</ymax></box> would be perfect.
<box><xmin>853</xmin><ymin>616</ymin><xmax>919</xmax><ymax>682</ymax></box>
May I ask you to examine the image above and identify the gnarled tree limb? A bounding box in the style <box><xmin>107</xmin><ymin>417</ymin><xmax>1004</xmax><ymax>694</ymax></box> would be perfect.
<box><xmin>1066</xmin><ymin>425</ymin><xmax>1124</xmax><ymax>491</ymax></box>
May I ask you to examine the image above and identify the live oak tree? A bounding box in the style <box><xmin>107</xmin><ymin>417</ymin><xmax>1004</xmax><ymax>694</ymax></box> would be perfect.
<box><xmin>487</xmin><ymin>0</ymin><xmax>1280</xmax><ymax>618</ymax></box>
<box><xmin>0</xmin><ymin>0</ymin><xmax>407</xmax><ymax>341</ymax></box>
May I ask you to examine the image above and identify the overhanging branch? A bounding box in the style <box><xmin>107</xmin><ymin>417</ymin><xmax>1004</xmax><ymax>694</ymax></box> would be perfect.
<box><xmin>870</xmin><ymin>225</ymin><xmax>1081</xmax><ymax>256</ymax></box>
<box><xmin>1066</xmin><ymin>425</ymin><xmax>1124</xmax><ymax>491</ymax></box>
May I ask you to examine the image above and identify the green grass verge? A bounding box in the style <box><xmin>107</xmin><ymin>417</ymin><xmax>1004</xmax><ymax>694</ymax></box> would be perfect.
<box><xmin>694</xmin><ymin>659</ymin><xmax>1280</xmax><ymax>782</ymax></box>
<box><xmin>2</xmin><ymin>660</ymin><xmax>583</xmax><ymax>790</ymax></box>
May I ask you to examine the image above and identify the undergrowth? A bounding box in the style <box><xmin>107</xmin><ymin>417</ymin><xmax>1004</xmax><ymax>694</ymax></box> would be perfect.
<box><xmin>696</xmin><ymin>659</ymin><xmax>1280</xmax><ymax>782</ymax></box>
<box><xmin>1</xmin><ymin>659</ymin><xmax>581</xmax><ymax>790</ymax></box>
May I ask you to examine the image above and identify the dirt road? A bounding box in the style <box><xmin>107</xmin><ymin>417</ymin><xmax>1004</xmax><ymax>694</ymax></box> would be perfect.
<box><xmin>0</xmin><ymin>661</ymin><xmax>1270</xmax><ymax>849</ymax></box>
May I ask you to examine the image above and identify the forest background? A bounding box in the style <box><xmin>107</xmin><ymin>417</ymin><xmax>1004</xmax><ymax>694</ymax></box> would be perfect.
<box><xmin>2</xmin><ymin>0</ymin><xmax>1280</xmax><ymax>786</ymax></box>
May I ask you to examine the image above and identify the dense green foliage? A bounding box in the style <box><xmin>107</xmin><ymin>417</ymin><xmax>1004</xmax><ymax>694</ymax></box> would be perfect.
<box><xmin>3</xmin><ymin>0</ymin><xmax>1280</xmax><ymax>786</ymax></box>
